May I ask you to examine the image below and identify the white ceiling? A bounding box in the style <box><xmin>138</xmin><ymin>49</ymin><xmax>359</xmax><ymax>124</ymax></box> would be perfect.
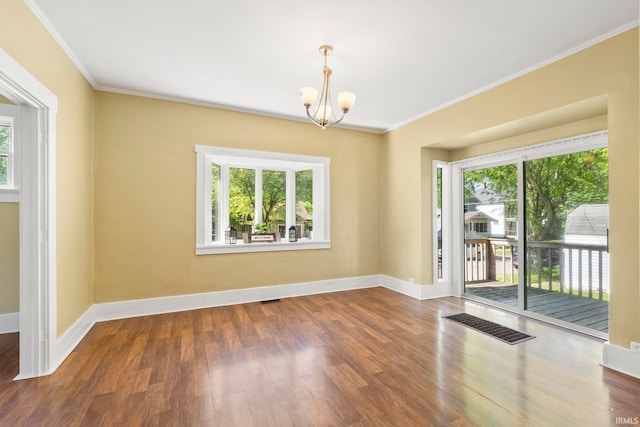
<box><xmin>28</xmin><ymin>0</ymin><xmax>639</xmax><ymax>133</ymax></box>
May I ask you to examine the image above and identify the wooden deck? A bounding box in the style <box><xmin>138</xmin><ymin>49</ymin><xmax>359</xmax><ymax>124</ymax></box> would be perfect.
<box><xmin>465</xmin><ymin>284</ymin><xmax>609</xmax><ymax>333</ymax></box>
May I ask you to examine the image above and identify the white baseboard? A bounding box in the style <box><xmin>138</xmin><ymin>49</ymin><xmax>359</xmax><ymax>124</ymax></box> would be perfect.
<box><xmin>94</xmin><ymin>275</ymin><xmax>382</xmax><ymax>322</ymax></box>
<box><xmin>54</xmin><ymin>306</ymin><xmax>95</xmax><ymax>372</ymax></box>
<box><xmin>603</xmin><ymin>342</ymin><xmax>640</xmax><ymax>380</ymax></box>
<box><xmin>0</xmin><ymin>312</ymin><xmax>19</xmax><ymax>333</ymax></box>
<box><xmin>27</xmin><ymin>274</ymin><xmax>640</xmax><ymax>386</ymax></box>
<box><xmin>381</xmin><ymin>275</ymin><xmax>453</xmax><ymax>300</ymax></box>
<box><xmin>42</xmin><ymin>274</ymin><xmax>453</xmax><ymax>377</ymax></box>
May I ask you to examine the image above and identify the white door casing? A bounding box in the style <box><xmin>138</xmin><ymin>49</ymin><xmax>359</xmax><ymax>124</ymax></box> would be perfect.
<box><xmin>0</xmin><ymin>49</ymin><xmax>57</xmax><ymax>379</ymax></box>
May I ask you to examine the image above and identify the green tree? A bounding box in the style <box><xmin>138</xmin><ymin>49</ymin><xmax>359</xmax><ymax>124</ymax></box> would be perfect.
<box><xmin>525</xmin><ymin>148</ymin><xmax>608</xmax><ymax>240</ymax></box>
<box><xmin>229</xmin><ymin>168</ymin><xmax>255</xmax><ymax>226</ymax></box>
<box><xmin>211</xmin><ymin>164</ymin><xmax>220</xmax><ymax>239</ymax></box>
<box><xmin>261</xmin><ymin>170</ymin><xmax>286</xmax><ymax>225</ymax></box>
<box><xmin>0</xmin><ymin>125</ymin><xmax>10</xmax><ymax>185</ymax></box>
<box><xmin>0</xmin><ymin>156</ymin><xmax>7</xmax><ymax>185</ymax></box>
<box><xmin>463</xmin><ymin>148</ymin><xmax>608</xmax><ymax>241</ymax></box>
<box><xmin>464</xmin><ymin>164</ymin><xmax>517</xmax><ymax>217</ymax></box>
<box><xmin>296</xmin><ymin>169</ymin><xmax>313</xmax><ymax>217</ymax></box>
<box><xmin>225</xmin><ymin>168</ymin><xmax>314</xmax><ymax>230</ymax></box>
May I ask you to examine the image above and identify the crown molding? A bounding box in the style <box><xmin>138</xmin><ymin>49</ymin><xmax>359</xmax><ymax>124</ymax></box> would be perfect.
<box><xmin>385</xmin><ymin>21</ymin><xmax>640</xmax><ymax>133</ymax></box>
<box><xmin>24</xmin><ymin>0</ymin><xmax>98</xmax><ymax>88</ymax></box>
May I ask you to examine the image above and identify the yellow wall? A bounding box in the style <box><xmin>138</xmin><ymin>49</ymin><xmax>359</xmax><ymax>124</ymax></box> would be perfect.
<box><xmin>93</xmin><ymin>92</ymin><xmax>382</xmax><ymax>302</ymax></box>
<box><xmin>0</xmin><ymin>97</ymin><xmax>18</xmax><ymax>315</ymax></box>
<box><xmin>383</xmin><ymin>29</ymin><xmax>639</xmax><ymax>348</ymax></box>
<box><xmin>3</xmin><ymin>0</ymin><xmax>638</xmax><ymax>352</ymax></box>
<box><xmin>0</xmin><ymin>0</ymin><xmax>94</xmax><ymax>334</ymax></box>
<box><xmin>0</xmin><ymin>203</ymin><xmax>18</xmax><ymax>314</ymax></box>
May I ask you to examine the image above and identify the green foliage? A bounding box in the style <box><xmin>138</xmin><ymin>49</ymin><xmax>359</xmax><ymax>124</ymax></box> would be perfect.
<box><xmin>222</xmin><ymin>168</ymin><xmax>314</xmax><ymax>230</ymax></box>
<box><xmin>463</xmin><ymin>148</ymin><xmax>608</xmax><ymax>241</ymax></box>
<box><xmin>229</xmin><ymin>168</ymin><xmax>255</xmax><ymax>226</ymax></box>
<box><xmin>0</xmin><ymin>126</ymin><xmax>11</xmax><ymax>185</ymax></box>
<box><xmin>464</xmin><ymin>163</ymin><xmax>517</xmax><ymax>217</ymax></box>
<box><xmin>296</xmin><ymin>170</ymin><xmax>313</xmax><ymax>197</ymax></box>
<box><xmin>0</xmin><ymin>126</ymin><xmax>10</xmax><ymax>152</ymax></box>
<box><xmin>0</xmin><ymin>155</ymin><xmax>7</xmax><ymax>185</ymax></box>
<box><xmin>296</xmin><ymin>170</ymin><xmax>313</xmax><ymax>216</ymax></box>
<box><xmin>211</xmin><ymin>164</ymin><xmax>219</xmax><ymax>216</ymax></box>
<box><xmin>525</xmin><ymin>148</ymin><xmax>608</xmax><ymax>240</ymax></box>
<box><xmin>261</xmin><ymin>170</ymin><xmax>286</xmax><ymax>225</ymax></box>
<box><xmin>253</xmin><ymin>223</ymin><xmax>268</xmax><ymax>234</ymax></box>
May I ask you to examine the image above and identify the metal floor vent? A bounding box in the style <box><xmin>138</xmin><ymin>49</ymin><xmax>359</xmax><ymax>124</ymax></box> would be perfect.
<box><xmin>444</xmin><ymin>313</ymin><xmax>535</xmax><ymax>345</ymax></box>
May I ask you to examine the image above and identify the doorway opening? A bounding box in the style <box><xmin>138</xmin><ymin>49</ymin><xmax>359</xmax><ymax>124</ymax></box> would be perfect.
<box><xmin>0</xmin><ymin>49</ymin><xmax>57</xmax><ymax>379</ymax></box>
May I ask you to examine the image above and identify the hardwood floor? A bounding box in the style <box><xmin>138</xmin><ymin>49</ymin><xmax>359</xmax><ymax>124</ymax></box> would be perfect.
<box><xmin>1</xmin><ymin>287</ymin><xmax>639</xmax><ymax>426</ymax></box>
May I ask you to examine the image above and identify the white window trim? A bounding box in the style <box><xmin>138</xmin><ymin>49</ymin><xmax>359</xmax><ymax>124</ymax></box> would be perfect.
<box><xmin>0</xmin><ymin>103</ymin><xmax>19</xmax><ymax>202</ymax></box>
<box><xmin>195</xmin><ymin>145</ymin><xmax>330</xmax><ymax>255</ymax></box>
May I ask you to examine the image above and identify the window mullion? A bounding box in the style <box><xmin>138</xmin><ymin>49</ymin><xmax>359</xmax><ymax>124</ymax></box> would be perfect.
<box><xmin>7</xmin><ymin>126</ymin><xmax>13</xmax><ymax>188</ymax></box>
<box><xmin>286</xmin><ymin>169</ymin><xmax>295</xmax><ymax>232</ymax></box>
<box><xmin>311</xmin><ymin>164</ymin><xmax>325</xmax><ymax>241</ymax></box>
<box><xmin>254</xmin><ymin>167</ymin><xmax>263</xmax><ymax>225</ymax></box>
<box><xmin>220</xmin><ymin>164</ymin><xmax>230</xmax><ymax>234</ymax></box>
<box><xmin>203</xmin><ymin>157</ymin><xmax>213</xmax><ymax>243</ymax></box>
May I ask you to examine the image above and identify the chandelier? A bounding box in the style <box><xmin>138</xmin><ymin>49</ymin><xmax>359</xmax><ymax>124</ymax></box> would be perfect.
<box><xmin>299</xmin><ymin>45</ymin><xmax>356</xmax><ymax>129</ymax></box>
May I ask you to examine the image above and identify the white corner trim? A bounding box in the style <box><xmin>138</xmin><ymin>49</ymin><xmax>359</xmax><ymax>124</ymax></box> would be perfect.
<box><xmin>603</xmin><ymin>342</ymin><xmax>640</xmax><ymax>380</ymax></box>
<box><xmin>45</xmin><ymin>306</ymin><xmax>96</xmax><ymax>378</ymax></box>
<box><xmin>0</xmin><ymin>312</ymin><xmax>19</xmax><ymax>333</ymax></box>
<box><xmin>94</xmin><ymin>275</ymin><xmax>382</xmax><ymax>322</ymax></box>
<box><xmin>420</xmin><ymin>280</ymin><xmax>455</xmax><ymax>299</ymax></box>
<box><xmin>381</xmin><ymin>275</ymin><xmax>424</xmax><ymax>299</ymax></box>
<box><xmin>0</xmin><ymin>49</ymin><xmax>58</xmax><ymax>111</ymax></box>
<box><xmin>381</xmin><ymin>275</ymin><xmax>454</xmax><ymax>300</ymax></box>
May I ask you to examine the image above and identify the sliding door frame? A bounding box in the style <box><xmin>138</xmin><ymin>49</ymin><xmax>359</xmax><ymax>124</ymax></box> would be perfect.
<box><xmin>447</xmin><ymin>130</ymin><xmax>609</xmax><ymax>338</ymax></box>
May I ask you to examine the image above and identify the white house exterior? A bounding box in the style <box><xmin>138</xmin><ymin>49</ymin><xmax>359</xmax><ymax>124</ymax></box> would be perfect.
<box><xmin>563</xmin><ymin>204</ymin><xmax>609</xmax><ymax>295</ymax></box>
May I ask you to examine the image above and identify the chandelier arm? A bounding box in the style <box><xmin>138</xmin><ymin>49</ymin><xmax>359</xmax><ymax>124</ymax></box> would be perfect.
<box><xmin>324</xmin><ymin>73</ymin><xmax>337</xmax><ymax>123</ymax></box>
<box><xmin>305</xmin><ymin>106</ymin><xmax>325</xmax><ymax>128</ymax></box>
<box><xmin>324</xmin><ymin>110</ymin><xmax>348</xmax><ymax>127</ymax></box>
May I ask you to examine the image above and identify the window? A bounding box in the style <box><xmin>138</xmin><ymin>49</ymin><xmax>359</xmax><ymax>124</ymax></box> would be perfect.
<box><xmin>0</xmin><ymin>123</ymin><xmax>11</xmax><ymax>184</ymax></box>
<box><xmin>471</xmin><ymin>222</ymin><xmax>488</xmax><ymax>233</ymax></box>
<box><xmin>433</xmin><ymin>161</ymin><xmax>450</xmax><ymax>283</ymax></box>
<box><xmin>195</xmin><ymin>145</ymin><xmax>330</xmax><ymax>254</ymax></box>
<box><xmin>0</xmin><ymin>104</ymin><xmax>18</xmax><ymax>202</ymax></box>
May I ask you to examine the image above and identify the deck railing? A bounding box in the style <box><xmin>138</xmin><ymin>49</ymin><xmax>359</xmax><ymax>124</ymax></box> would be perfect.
<box><xmin>464</xmin><ymin>238</ymin><xmax>609</xmax><ymax>300</ymax></box>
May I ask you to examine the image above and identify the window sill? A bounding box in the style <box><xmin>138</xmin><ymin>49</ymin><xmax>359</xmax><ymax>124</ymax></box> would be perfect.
<box><xmin>0</xmin><ymin>189</ymin><xmax>19</xmax><ymax>203</ymax></box>
<box><xmin>196</xmin><ymin>240</ymin><xmax>330</xmax><ymax>255</ymax></box>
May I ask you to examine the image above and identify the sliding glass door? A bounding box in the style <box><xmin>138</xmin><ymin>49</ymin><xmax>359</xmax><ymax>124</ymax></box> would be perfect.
<box><xmin>463</xmin><ymin>163</ymin><xmax>518</xmax><ymax>307</ymax></box>
<box><xmin>523</xmin><ymin>148</ymin><xmax>609</xmax><ymax>333</ymax></box>
<box><xmin>453</xmin><ymin>132</ymin><xmax>609</xmax><ymax>337</ymax></box>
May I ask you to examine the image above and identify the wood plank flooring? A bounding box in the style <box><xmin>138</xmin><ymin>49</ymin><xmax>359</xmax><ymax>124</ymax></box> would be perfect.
<box><xmin>1</xmin><ymin>287</ymin><xmax>639</xmax><ymax>426</ymax></box>
<box><xmin>465</xmin><ymin>285</ymin><xmax>609</xmax><ymax>332</ymax></box>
